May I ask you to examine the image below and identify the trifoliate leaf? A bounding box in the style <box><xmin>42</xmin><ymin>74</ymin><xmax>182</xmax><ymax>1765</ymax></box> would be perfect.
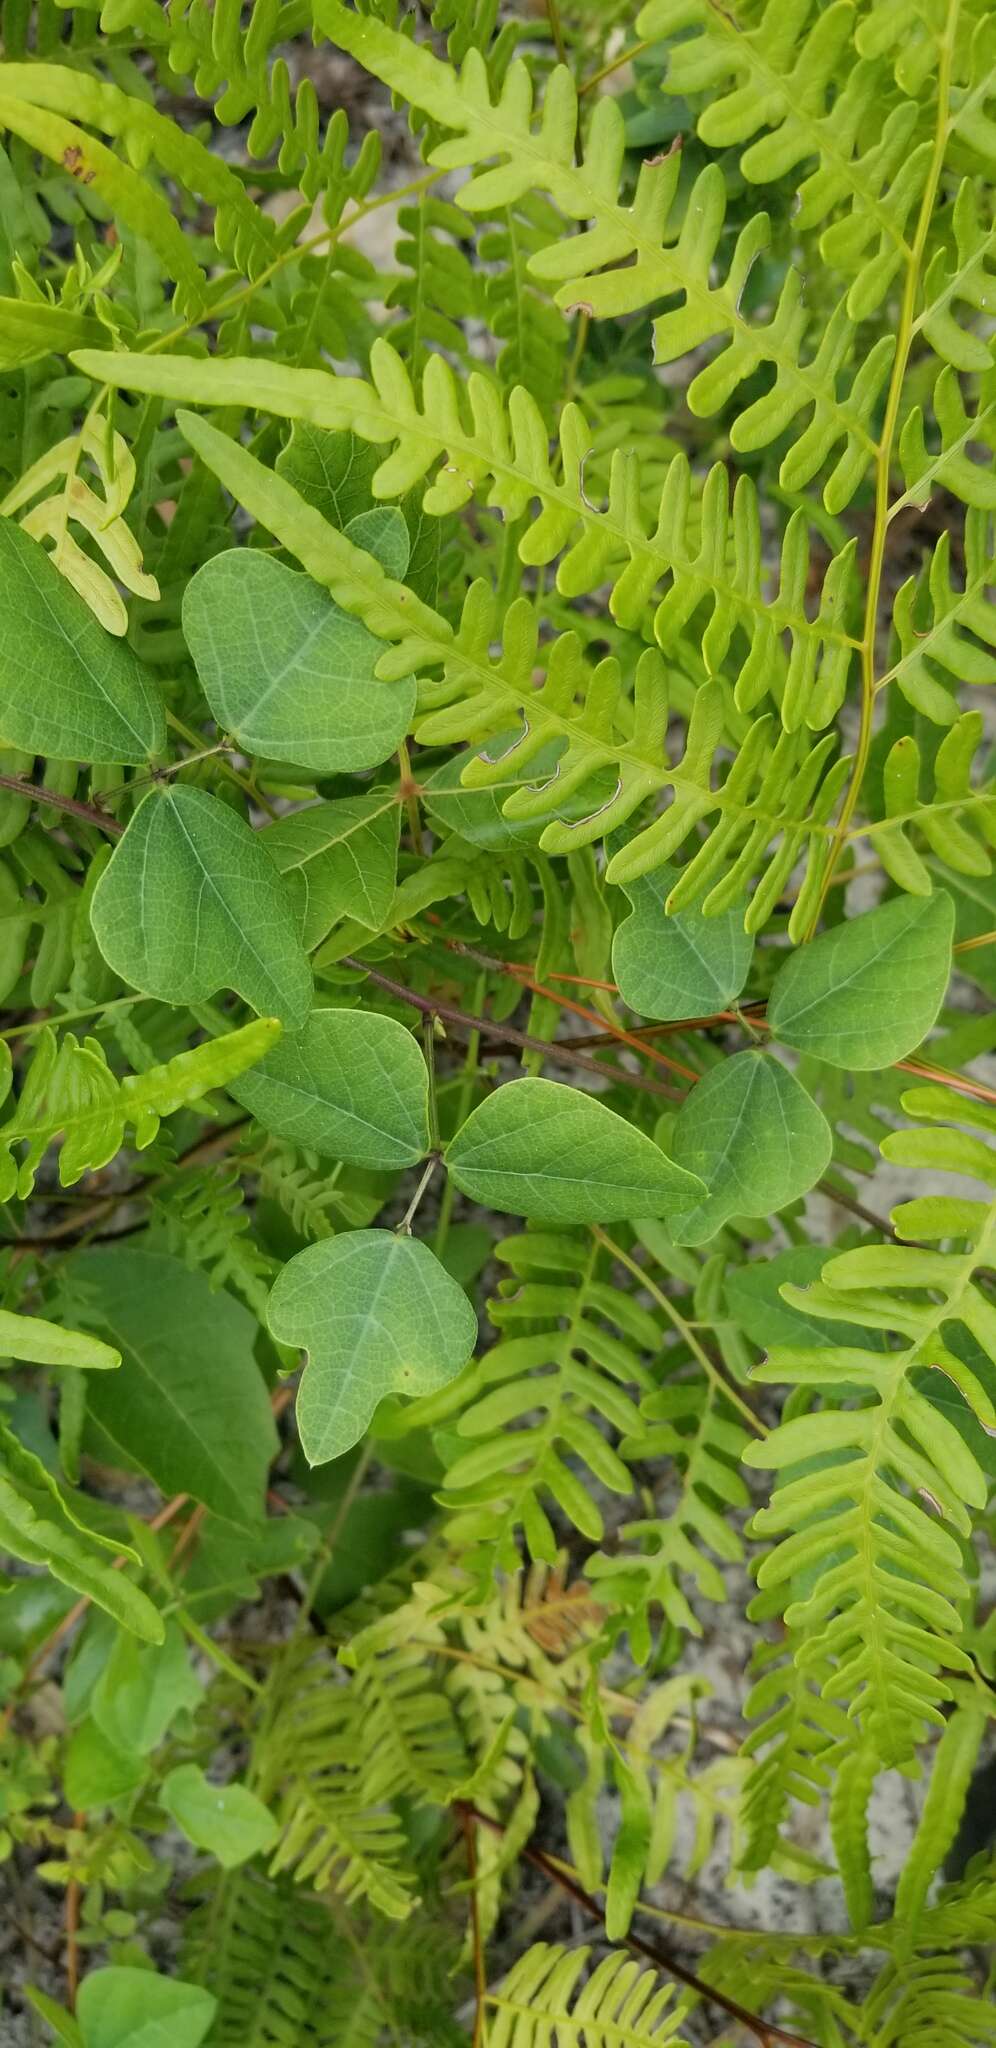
<box><xmin>160</xmin><ymin>1764</ymin><xmax>279</xmax><ymax>1868</ymax></box>
<box><xmin>181</xmin><ymin>537</ymin><xmax>415</xmax><ymax>772</ymax></box>
<box><xmin>445</xmin><ymin>1077</ymin><xmax>705</xmax><ymax>1222</ymax></box>
<box><xmin>667</xmin><ymin>1052</ymin><xmax>832</xmax><ymax>1245</ymax></box>
<box><xmin>90</xmin><ymin>786</ymin><xmax>312</xmax><ymax>1030</ymax></box>
<box><xmin>0</xmin><ymin>517</ymin><xmax>164</xmax><ymax>763</ymax></box>
<box><xmin>611</xmin><ymin>863</ymin><xmax>754</xmax><ymax>1020</ymax></box>
<box><xmin>231</xmin><ymin>1008</ymin><xmax>430</xmax><ymax>1169</ymax></box>
<box><xmin>77</xmin><ymin>1969</ymin><xmax>216</xmax><ymax>2048</ymax></box>
<box><xmin>767</xmin><ymin>893</ymin><xmax>954</xmax><ymax>1068</ymax></box>
<box><xmin>267</xmin><ymin>1232</ymin><xmax>477</xmax><ymax>1464</ymax></box>
<box><xmin>263</xmin><ymin>795</ymin><xmax>399</xmax><ymax>946</ymax></box>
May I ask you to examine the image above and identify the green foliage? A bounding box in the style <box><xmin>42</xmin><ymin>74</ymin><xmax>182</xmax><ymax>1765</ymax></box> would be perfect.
<box><xmin>267</xmin><ymin>1231</ymin><xmax>478</xmax><ymax>1462</ymax></box>
<box><xmin>1</xmin><ymin>1</ymin><xmax>994</xmax><ymax>2042</ymax></box>
<box><xmin>0</xmin><ymin>516</ymin><xmax>164</xmax><ymax>763</ymax></box>
<box><xmin>445</xmin><ymin>1076</ymin><xmax>705</xmax><ymax>1220</ymax></box>
<box><xmin>231</xmin><ymin>1007</ymin><xmax>430</xmax><ymax>1168</ymax></box>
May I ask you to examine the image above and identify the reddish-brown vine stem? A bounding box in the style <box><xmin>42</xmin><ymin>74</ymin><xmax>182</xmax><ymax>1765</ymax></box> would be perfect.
<box><xmin>453</xmin><ymin>1802</ymin><xmax>818</xmax><ymax>2048</ymax></box>
<box><xmin>0</xmin><ymin>773</ymin><xmax>125</xmax><ymax>837</ymax></box>
<box><xmin>341</xmin><ymin>959</ymin><xmax>685</xmax><ymax>1102</ymax></box>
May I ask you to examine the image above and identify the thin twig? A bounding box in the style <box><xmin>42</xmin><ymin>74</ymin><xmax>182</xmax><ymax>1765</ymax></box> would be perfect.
<box><xmin>0</xmin><ymin>773</ymin><xmax>124</xmax><ymax>837</ymax></box>
<box><xmin>396</xmin><ymin>1155</ymin><xmax>439</xmax><ymax>1235</ymax></box>
<box><xmin>66</xmin><ymin>1812</ymin><xmax>84</xmax><ymax>2010</ymax></box>
<box><xmin>454</xmin><ymin>1803</ymin><xmax>818</xmax><ymax>2048</ymax></box>
<box><xmin>579</xmin><ymin>37</ymin><xmax>654</xmax><ymax>94</ymax></box>
<box><xmin>897</xmin><ymin>1057</ymin><xmax>996</xmax><ymax>1106</ymax></box>
<box><xmin>461</xmin><ymin>1808</ymin><xmax>489</xmax><ymax>2048</ymax></box>
<box><xmin>341</xmin><ymin>960</ymin><xmax>685</xmax><ymax>1103</ymax></box>
<box><xmin>816</xmin><ymin>1180</ymin><xmax>899</xmax><ymax>1240</ymax></box>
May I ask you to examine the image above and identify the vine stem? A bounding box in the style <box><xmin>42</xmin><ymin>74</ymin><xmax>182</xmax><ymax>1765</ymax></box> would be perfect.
<box><xmin>0</xmin><ymin>773</ymin><xmax>123</xmax><ymax>837</ymax></box>
<box><xmin>544</xmin><ymin>0</ymin><xmax>569</xmax><ymax>68</ymax></box>
<box><xmin>453</xmin><ymin>1803</ymin><xmax>818</xmax><ymax>2048</ymax></box>
<box><xmin>461</xmin><ymin>1809</ymin><xmax>489</xmax><ymax>2048</ymax></box>
<box><xmin>395</xmin><ymin>1154</ymin><xmax>439</xmax><ymax>1235</ymax></box>
<box><xmin>66</xmin><ymin>1814</ymin><xmax>84</xmax><ymax>2010</ymax></box>
<box><xmin>579</xmin><ymin>38</ymin><xmax>654</xmax><ymax>95</ymax></box>
<box><xmin>341</xmin><ymin>959</ymin><xmax>684</xmax><ymax>1103</ymax></box>
<box><xmin>809</xmin><ymin>0</ymin><xmax>961</xmax><ymax>932</ymax></box>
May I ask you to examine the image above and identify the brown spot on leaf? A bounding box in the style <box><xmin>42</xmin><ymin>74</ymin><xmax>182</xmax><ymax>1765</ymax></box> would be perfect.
<box><xmin>62</xmin><ymin>145</ymin><xmax>96</xmax><ymax>184</ymax></box>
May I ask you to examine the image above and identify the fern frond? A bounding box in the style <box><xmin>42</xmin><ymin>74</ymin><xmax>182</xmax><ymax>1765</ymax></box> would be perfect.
<box><xmin>183</xmin><ymin>1866</ymin><xmax>463</xmax><ymax>2046</ymax></box>
<box><xmin>260</xmin><ymin>1626</ymin><xmax>469</xmax><ymax>1915</ymax></box>
<box><xmin>430</xmin><ymin>1229</ymin><xmax>658</xmax><ymax>1574</ymax></box>
<box><xmin>386</xmin><ymin>194</ymin><xmax>480</xmax><ymax>370</ymax></box>
<box><xmin>75</xmin><ymin>356</ymin><xmax>982</xmax><ymax>942</ymax></box>
<box><xmin>75</xmin><ymin>339</ymin><xmax>861</xmax><ymax>733</ymax></box>
<box><xmin>101</xmin><ymin>0</ymin><xmax>374</xmax><ymax>210</ymax></box>
<box><xmin>858</xmin><ymin>1952</ymin><xmax>996</xmax><ymax>2048</ymax></box>
<box><xmin>182</xmin><ymin>1870</ymin><xmax>346</xmax><ymax>2046</ymax></box>
<box><xmin>588</xmin><ymin>1379</ymin><xmax>750</xmax><ymax>1639</ymax></box>
<box><xmin>881</xmin><ymin>512</ymin><xmax>996</xmax><ymax>726</ymax></box>
<box><xmin>738</xmin><ymin>1624</ymin><xmax>849</xmax><ymax>1874</ymax></box>
<box><xmin>318</xmin><ymin>1</ymin><xmax>894</xmax><ymax>505</ymax></box>
<box><xmin>149</xmin><ymin>1160</ymin><xmax>275</xmax><ymax>1317</ymax></box>
<box><xmin>637</xmin><ymin>0</ymin><xmax>940</xmax><ymax>310</ymax></box>
<box><xmin>897</xmin><ymin>366</ymin><xmax>996</xmax><ymax>516</ymax></box>
<box><xmin>870</xmin><ymin>711</ymin><xmax>995</xmax><ymax>892</ymax></box>
<box><xmin>691</xmin><ymin>1932</ymin><xmax>854</xmax><ymax>2043</ymax></box>
<box><xmin>349</xmin><ymin>834</ymin><xmax>538</xmax><ymax>948</ymax></box>
<box><xmin>0</xmin><ymin>1016</ymin><xmax>278</xmax><ymax>1200</ymax></box>
<box><xmin>478</xmin><ymin>196</ymin><xmax>569</xmax><ymax>410</ymax></box>
<box><xmin>253</xmin><ymin>1134</ymin><xmax>384</xmax><ymax>1238</ymax></box>
<box><xmin>917</xmin><ymin>180</ymin><xmax>996</xmax><ymax>371</ymax></box>
<box><xmin>1</xmin><ymin>417</ymin><xmax>158</xmax><ymax>633</ymax></box>
<box><xmin>566</xmin><ymin>1674</ymin><xmax>747</xmax><ymax>1938</ymax></box>
<box><xmin>0</xmin><ymin>827</ymin><xmax>79</xmax><ymax>1009</ymax></box>
<box><xmin>486</xmin><ymin>1943</ymin><xmax>687</xmax><ymax>2047</ymax></box>
<box><xmin>744</xmin><ymin>1083</ymin><xmax>996</xmax><ymax>1766</ymax></box>
<box><xmin>636</xmin><ymin>2</ymin><xmax>883</xmax><ymax>208</ymax></box>
<box><xmin>893</xmin><ymin>1698</ymin><xmax>989</xmax><ymax>1950</ymax></box>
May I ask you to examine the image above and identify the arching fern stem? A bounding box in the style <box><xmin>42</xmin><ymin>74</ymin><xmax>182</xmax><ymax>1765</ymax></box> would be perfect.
<box><xmin>810</xmin><ymin>0</ymin><xmax>962</xmax><ymax>932</ymax></box>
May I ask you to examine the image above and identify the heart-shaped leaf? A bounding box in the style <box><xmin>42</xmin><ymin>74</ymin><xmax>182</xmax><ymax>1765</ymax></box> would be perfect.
<box><xmin>767</xmin><ymin>893</ymin><xmax>954</xmax><ymax>1068</ymax></box>
<box><xmin>0</xmin><ymin>517</ymin><xmax>164</xmax><ymax>764</ymax></box>
<box><xmin>77</xmin><ymin>1968</ymin><xmax>216</xmax><ymax>2048</ymax></box>
<box><xmin>160</xmin><ymin>1764</ymin><xmax>279</xmax><ymax>1868</ymax></box>
<box><xmin>182</xmin><ymin>519</ymin><xmax>415</xmax><ymax>772</ymax></box>
<box><xmin>90</xmin><ymin>786</ymin><xmax>312</xmax><ymax>1030</ymax></box>
<box><xmin>612</xmin><ymin>864</ymin><xmax>754</xmax><ymax>1020</ymax></box>
<box><xmin>231</xmin><ymin>1008</ymin><xmax>429</xmax><ymax>1169</ymax></box>
<box><xmin>267</xmin><ymin>1232</ymin><xmax>477</xmax><ymax>1464</ymax></box>
<box><xmin>667</xmin><ymin>1052</ymin><xmax>832</xmax><ymax>1245</ymax></box>
<box><xmin>445</xmin><ymin>1077</ymin><xmax>705</xmax><ymax>1222</ymax></box>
